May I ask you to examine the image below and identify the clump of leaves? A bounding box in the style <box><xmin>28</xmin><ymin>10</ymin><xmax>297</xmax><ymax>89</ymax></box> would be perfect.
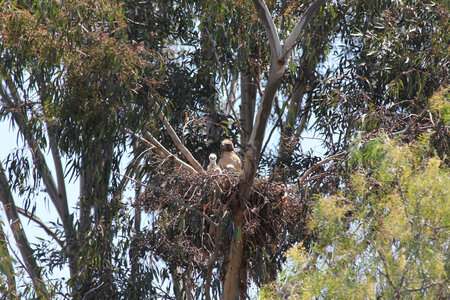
<box><xmin>260</xmin><ymin>136</ymin><xmax>449</xmax><ymax>299</ymax></box>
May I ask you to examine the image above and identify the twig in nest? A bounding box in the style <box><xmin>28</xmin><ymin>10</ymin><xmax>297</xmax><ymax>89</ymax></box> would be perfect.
<box><xmin>116</xmin><ymin>173</ymin><xmax>219</xmax><ymax>227</ymax></box>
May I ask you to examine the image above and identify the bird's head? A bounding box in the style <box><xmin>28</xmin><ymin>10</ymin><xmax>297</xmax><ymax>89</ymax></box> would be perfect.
<box><xmin>209</xmin><ymin>153</ymin><xmax>217</xmax><ymax>162</ymax></box>
<box><xmin>221</xmin><ymin>139</ymin><xmax>235</xmax><ymax>152</ymax></box>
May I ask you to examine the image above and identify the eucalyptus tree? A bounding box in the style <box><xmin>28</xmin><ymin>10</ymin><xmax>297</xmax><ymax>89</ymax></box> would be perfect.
<box><xmin>0</xmin><ymin>0</ymin><xmax>162</xmax><ymax>298</ymax></box>
<box><xmin>1</xmin><ymin>0</ymin><xmax>448</xmax><ymax>299</ymax></box>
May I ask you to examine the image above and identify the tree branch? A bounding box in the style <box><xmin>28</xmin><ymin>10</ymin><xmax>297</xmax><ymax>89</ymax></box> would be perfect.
<box><xmin>252</xmin><ymin>0</ymin><xmax>283</xmax><ymax>60</ymax></box>
<box><xmin>155</xmin><ymin>104</ymin><xmax>206</xmax><ymax>174</ymax></box>
<box><xmin>0</xmin><ymin>80</ymin><xmax>68</xmax><ymax>225</ymax></box>
<box><xmin>125</xmin><ymin>128</ymin><xmax>197</xmax><ymax>174</ymax></box>
<box><xmin>283</xmin><ymin>0</ymin><xmax>328</xmax><ymax>56</ymax></box>
<box><xmin>16</xmin><ymin>207</ymin><xmax>63</xmax><ymax>248</ymax></box>
<box><xmin>0</xmin><ymin>162</ymin><xmax>50</xmax><ymax>298</ymax></box>
<box><xmin>116</xmin><ymin>173</ymin><xmax>219</xmax><ymax>227</ymax></box>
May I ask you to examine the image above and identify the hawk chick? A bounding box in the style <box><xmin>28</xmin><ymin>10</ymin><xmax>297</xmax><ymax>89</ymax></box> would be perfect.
<box><xmin>207</xmin><ymin>153</ymin><xmax>221</xmax><ymax>173</ymax></box>
<box><xmin>218</xmin><ymin>139</ymin><xmax>242</xmax><ymax>173</ymax></box>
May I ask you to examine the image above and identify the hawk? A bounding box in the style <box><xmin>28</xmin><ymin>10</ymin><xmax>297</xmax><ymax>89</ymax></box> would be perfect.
<box><xmin>207</xmin><ymin>153</ymin><xmax>221</xmax><ymax>173</ymax></box>
<box><xmin>218</xmin><ymin>139</ymin><xmax>242</xmax><ymax>174</ymax></box>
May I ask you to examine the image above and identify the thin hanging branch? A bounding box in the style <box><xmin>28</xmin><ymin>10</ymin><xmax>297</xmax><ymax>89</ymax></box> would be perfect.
<box><xmin>205</xmin><ymin>219</ymin><xmax>223</xmax><ymax>300</ymax></box>
<box><xmin>204</xmin><ymin>28</ymin><xmax>246</xmax><ymax>142</ymax></box>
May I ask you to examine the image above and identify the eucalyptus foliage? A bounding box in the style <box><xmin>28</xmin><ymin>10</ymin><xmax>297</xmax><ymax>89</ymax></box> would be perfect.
<box><xmin>260</xmin><ymin>136</ymin><xmax>449</xmax><ymax>299</ymax></box>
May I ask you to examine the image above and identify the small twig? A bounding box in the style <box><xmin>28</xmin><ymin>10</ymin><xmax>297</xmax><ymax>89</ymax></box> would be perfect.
<box><xmin>116</xmin><ymin>173</ymin><xmax>219</xmax><ymax>227</ymax></box>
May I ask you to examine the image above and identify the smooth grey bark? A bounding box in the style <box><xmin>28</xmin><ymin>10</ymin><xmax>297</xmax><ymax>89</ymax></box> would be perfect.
<box><xmin>223</xmin><ymin>1</ymin><xmax>328</xmax><ymax>299</ymax></box>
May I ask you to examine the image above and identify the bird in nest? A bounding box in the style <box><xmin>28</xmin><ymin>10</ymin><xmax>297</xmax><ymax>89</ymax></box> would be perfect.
<box><xmin>207</xmin><ymin>153</ymin><xmax>221</xmax><ymax>174</ymax></box>
<box><xmin>218</xmin><ymin>139</ymin><xmax>242</xmax><ymax>174</ymax></box>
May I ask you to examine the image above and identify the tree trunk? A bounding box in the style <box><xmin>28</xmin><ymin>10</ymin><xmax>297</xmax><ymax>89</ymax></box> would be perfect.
<box><xmin>240</xmin><ymin>71</ymin><xmax>256</xmax><ymax>145</ymax></box>
<box><xmin>222</xmin><ymin>1</ymin><xmax>328</xmax><ymax>298</ymax></box>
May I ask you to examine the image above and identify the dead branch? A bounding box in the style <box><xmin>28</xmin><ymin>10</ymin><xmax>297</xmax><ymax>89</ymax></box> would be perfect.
<box><xmin>125</xmin><ymin>128</ymin><xmax>197</xmax><ymax>174</ymax></box>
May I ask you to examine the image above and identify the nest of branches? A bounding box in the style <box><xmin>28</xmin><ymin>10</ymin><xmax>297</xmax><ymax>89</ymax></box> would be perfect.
<box><xmin>135</xmin><ymin>161</ymin><xmax>315</xmax><ymax>282</ymax></box>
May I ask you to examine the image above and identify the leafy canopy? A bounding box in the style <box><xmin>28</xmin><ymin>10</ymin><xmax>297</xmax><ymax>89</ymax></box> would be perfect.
<box><xmin>260</xmin><ymin>135</ymin><xmax>449</xmax><ymax>299</ymax></box>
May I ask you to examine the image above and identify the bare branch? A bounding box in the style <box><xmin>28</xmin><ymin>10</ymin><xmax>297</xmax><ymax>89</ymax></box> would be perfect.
<box><xmin>252</xmin><ymin>0</ymin><xmax>283</xmax><ymax>60</ymax></box>
<box><xmin>16</xmin><ymin>207</ymin><xmax>63</xmax><ymax>248</ymax></box>
<box><xmin>155</xmin><ymin>103</ymin><xmax>206</xmax><ymax>174</ymax></box>
<box><xmin>125</xmin><ymin>128</ymin><xmax>197</xmax><ymax>174</ymax></box>
<box><xmin>116</xmin><ymin>173</ymin><xmax>219</xmax><ymax>227</ymax></box>
<box><xmin>298</xmin><ymin>151</ymin><xmax>346</xmax><ymax>185</ymax></box>
<box><xmin>283</xmin><ymin>0</ymin><xmax>328</xmax><ymax>56</ymax></box>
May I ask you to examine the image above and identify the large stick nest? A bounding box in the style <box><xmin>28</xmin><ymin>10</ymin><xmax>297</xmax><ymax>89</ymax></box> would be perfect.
<box><xmin>136</xmin><ymin>163</ymin><xmax>314</xmax><ymax>282</ymax></box>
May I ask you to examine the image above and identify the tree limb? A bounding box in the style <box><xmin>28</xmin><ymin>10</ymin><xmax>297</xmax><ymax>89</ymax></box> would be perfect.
<box><xmin>0</xmin><ymin>162</ymin><xmax>50</xmax><ymax>298</ymax></box>
<box><xmin>116</xmin><ymin>173</ymin><xmax>219</xmax><ymax>227</ymax></box>
<box><xmin>125</xmin><ymin>128</ymin><xmax>197</xmax><ymax>174</ymax></box>
<box><xmin>16</xmin><ymin>207</ymin><xmax>63</xmax><ymax>248</ymax></box>
<box><xmin>0</xmin><ymin>80</ymin><xmax>69</xmax><ymax>226</ymax></box>
<box><xmin>252</xmin><ymin>0</ymin><xmax>283</xmax><ymax>60</ymax></box>
<box><xmin>283</xmin><ymin>0</ymin><xmax>328</xmax><ymax>56</ymax></box>
<box><xmin>155</xmin><ymin>103</ymin><xmax>206</xmax><ymax>174</ymax></box>
<box><xmin>298</xmin><ymin>151</ymin><xmax>346</xmax><ymax>186</ymax></box>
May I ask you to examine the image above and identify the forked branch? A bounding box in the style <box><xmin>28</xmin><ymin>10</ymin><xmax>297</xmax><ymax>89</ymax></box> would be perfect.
<box><xmin>125</xmin><ymin>128</ymin><xmax>197</xmax><ymax>174</ymax></box>
<box><xmin>156</xmin><ymin>103</ymin><xmax>206</xmax><ymax>174</ymax></box>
